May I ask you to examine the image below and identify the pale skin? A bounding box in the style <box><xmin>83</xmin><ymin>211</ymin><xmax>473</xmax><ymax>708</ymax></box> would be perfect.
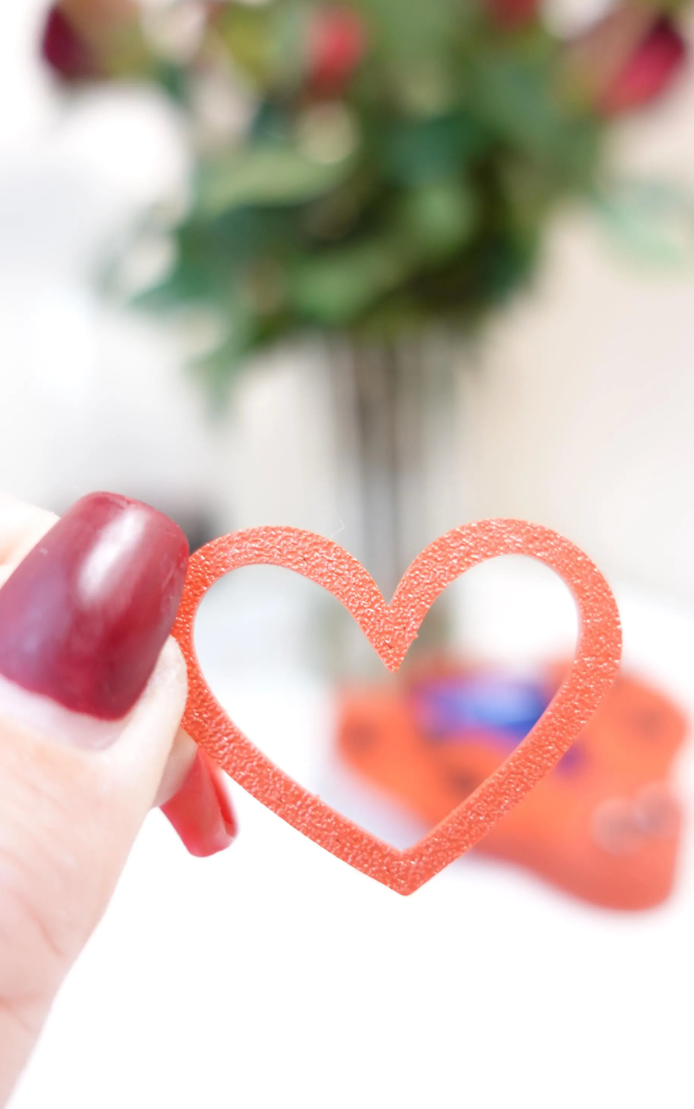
<box><xmin>0</xmin><ymin>492</ymin><xmax>194</xmax><ymax>1105</ymax></box>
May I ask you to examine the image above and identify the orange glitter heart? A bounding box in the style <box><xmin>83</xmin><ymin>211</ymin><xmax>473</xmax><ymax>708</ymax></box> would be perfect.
<box><xmin>172</xmin><ymin>520</ymin><xmax>621</xmax><ymax>894</ymax></box>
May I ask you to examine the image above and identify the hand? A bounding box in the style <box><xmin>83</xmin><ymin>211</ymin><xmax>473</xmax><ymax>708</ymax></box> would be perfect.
<box><xmin>0</xmin><ymin>491</ymin><xmax>235</xmax><ymax>1106</ymax></box>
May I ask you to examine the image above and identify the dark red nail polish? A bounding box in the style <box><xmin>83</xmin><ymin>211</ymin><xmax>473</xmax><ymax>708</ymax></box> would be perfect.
<box><xmin>161</xmin><ymin>749</ymin><xmax>237</xmax><ymax>857</ymax></box>
<box><xmin>0</xmin><ymin>492</ymin><xmax>189</xmax><ymax>719</ymax></box>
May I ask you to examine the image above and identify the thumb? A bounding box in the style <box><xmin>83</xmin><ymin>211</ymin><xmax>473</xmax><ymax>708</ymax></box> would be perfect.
<box><xmin>0</xmin><ymin>493</ymin><xmax>191</xmax><ymax>1104</ymax></box>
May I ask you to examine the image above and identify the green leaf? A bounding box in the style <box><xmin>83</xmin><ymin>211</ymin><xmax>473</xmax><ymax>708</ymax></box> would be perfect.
<box><xmin>198</xmin><ymin>146</ymin><xmax>355</xmax><ymax>216</ymax></box>
<box><xmin>213</xmin><ymin>1</ymin><xmax>307</xmax><ymax>91</ymax></box>
<box><xmin>289</xmin><ymin>239</ymin><xmax>411</xmax><ymax>325</ymax></box>
<box><xmin>469</xmin><ymin>47</ymin><xmax>600</xmax><ymax>185</ymax></box>
<box><xmin>395</xmin><ymin>180</ymin><xmax>477</xmax><ymax>260</ymax></box>
<box><xmin>353</xmin><ymin>0</ymin><xmax>469</xmax><ymax>64</ymax></box>
<box><xmin>382</xmin><ymin>113</ymin><xmax>487</xmax><ymax>186</ymax></box>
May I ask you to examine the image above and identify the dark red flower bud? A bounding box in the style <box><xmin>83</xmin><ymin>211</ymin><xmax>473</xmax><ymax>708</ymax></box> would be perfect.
<box><xmin>600</xmin><ymin>16</ymin><xmax>686</xmax><ymax>114</ymax></box>
<box><xmin>41</xmin><ymin>4</ymin><xmax>97</xmax><ymax>81</ymax></box>
<box><xmin>309</xmin><ymin>6</ymin><xmax>366</xmax><ymax>95</ymax></box>
<box><xmin>41</xmin><ymin>0</ymin><xmax>141</xmax><ymax>84</ymax></box>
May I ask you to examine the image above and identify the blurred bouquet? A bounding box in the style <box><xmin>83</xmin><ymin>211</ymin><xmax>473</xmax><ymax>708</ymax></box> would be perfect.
<box><xmin>41</xmin><ymin>0</ymin><xmax>688</xmax><ymax>385</ymax></box>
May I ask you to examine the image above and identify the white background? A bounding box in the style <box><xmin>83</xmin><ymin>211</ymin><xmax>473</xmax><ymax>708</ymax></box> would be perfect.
<box><xmin>9</xmin><ymin>560</ymin><xmax>694</xmax><ymax>1109</ymax></box>
<box><xmin>1</xmin><ymin>2</ymin><xmax>694</xmax><ymax>1106</ymax></box>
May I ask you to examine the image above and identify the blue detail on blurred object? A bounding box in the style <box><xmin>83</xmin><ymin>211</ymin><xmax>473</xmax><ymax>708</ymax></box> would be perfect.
<box><xmin>412</xmin><ymin>674</ymin><xmax>551</xmax><ymax>750</ymax></box>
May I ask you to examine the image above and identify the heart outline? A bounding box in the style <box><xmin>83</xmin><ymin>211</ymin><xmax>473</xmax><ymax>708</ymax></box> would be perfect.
<box><xmin>173</xmin><ymin>519</ymin><xmax>621</xmax><ymax>894</ymax></box>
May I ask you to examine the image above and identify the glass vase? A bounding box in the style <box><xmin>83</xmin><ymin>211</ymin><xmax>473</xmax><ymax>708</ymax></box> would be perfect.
<box><xmin>325</xmin><ymin>330</ymin><xmax>466</xmax><ymax>670</ymax></box>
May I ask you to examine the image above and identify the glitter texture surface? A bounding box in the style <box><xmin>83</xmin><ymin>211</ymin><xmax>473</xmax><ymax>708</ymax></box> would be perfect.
<box><xmin>172</xmin><ymin>520</ymin><xmax>622</xmax><ymax>895</ymax></box>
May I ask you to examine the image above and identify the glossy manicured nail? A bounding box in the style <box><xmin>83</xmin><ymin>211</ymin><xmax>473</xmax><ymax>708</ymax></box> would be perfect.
<box><xmin>0</xmin><ymin>492</ymin><xmax>189</xmax><ymax>730</ymax></box>
<box><xmin>161</xmin><ymin>749</ymin><xmax>237</xmax><ymax>857</ymax></box>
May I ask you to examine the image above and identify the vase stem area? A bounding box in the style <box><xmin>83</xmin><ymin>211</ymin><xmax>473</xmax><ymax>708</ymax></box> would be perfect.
<box><xmin>330</xmin><ymin>333</ymin><xmax>464</xmax><ymax>623</ymax></box>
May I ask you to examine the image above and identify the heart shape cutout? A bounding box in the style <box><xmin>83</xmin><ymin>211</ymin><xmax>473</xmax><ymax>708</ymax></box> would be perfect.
<box><xmin>173</xmin><ymin>519</ymin><xmax>621</xmax><ymax>894</ymax></box>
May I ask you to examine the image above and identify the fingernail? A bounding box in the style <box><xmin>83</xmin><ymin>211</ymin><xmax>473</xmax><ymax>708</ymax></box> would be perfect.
<box><xmin>0</xmin><ymin>491</ymin><xmax>189</xmax><ymax>741</ymax></box>
<box><xmin>161</xmin><ymin>749</ymin><xmax>237</xmax><ymax>857</ymax></box>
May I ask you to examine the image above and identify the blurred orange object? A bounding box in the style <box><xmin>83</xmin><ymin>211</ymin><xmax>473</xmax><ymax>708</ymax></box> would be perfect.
<box><xmin>337</xmin><ymin>664</ymin><xmax>687</xmax><ymax>910</ymax></box>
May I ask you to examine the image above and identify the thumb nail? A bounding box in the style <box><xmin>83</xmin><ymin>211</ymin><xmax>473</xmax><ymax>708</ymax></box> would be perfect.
<box><xmin>0</xmin><ymin>491</ymin><xmax>189</xmax><ymax>746</ymax></box>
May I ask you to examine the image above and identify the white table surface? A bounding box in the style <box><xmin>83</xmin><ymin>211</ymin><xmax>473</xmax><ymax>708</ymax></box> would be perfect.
<box><xmin>9</xmin><ymin>557</ymin><xmax>694</xmax><ymax>1109</ymax></box>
